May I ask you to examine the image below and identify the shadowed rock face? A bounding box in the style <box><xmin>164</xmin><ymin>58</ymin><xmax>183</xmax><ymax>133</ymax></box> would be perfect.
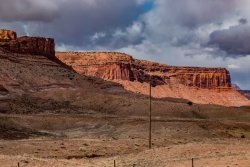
<box><xmin>0</xmin><ymin>30</ymin><xmax>55</xmax><ymax>59</ymax></box>
<box><xmin>56</xmin><ymin>52</ymin><xmax>231</xmax><ymax>89</ymax></box>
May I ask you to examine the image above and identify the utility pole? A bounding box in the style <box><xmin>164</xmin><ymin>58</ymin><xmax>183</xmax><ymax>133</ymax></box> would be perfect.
<box><xmin>149</xmin><ymin>76</ymin><xmax>152</xmax><ymax>149</ymax></box>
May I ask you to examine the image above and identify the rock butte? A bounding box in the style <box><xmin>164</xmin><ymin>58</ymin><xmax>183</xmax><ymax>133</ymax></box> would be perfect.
<box><xmin>0</xmin><ymin>30</ymin><xmax>77</xmax><ymax>96</ymax></box>
<box><xmin>0</xmin><ymin>29</ymin><xmax>55</xmax><ymax>59</ymax></box>
<box><xmin>56</xmin><ymin>52</ymin><xmax>250</xmax><ymax>106</ymax></box>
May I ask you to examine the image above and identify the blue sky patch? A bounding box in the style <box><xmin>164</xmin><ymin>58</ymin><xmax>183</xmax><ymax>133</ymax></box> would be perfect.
<box><xmin>140</xmin><ymin>1</ymin><xmax>155</xmax><ymax>13</ymax></box>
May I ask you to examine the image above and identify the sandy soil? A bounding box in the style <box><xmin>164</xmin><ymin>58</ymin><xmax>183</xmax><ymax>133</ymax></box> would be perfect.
<box><xmin>0</xmin><ymin>114</ymin><xmax>250</xmax><ymax>167</ymax></box>
<box><xmin>0</xmin><ymin>139</ymin><xmax>249</xmax><ymax>167</ymax></box>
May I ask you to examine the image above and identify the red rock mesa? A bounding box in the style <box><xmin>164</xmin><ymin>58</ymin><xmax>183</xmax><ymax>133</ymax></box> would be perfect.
<box><xmin>56</xmin><ymin>52</ymin><xmax>250</xmax><ymax>106</ymax></box>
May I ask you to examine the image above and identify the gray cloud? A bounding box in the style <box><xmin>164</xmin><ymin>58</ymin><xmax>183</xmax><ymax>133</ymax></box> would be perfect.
<box><xmin>0</xmin><ymin>0</ymin><xmax>59</xmax><ymax>22</ymax></box>
<box><xmin>153</xmin><ymin>0</ymin><xmax>237</xmax><ymax>28</ymax></box>
<box><xmin>209</xmin><ymin>24</ymin><xmax>250</xmax><ymax>57</ymax></box>
<box><xmin>239</xmin><ymin>18</ymin><xmax>248</xmax><ymax>24</ymax></box>
<box><xmin>0</xmin><ymin>0</ymin><xmax>147</xmax><ymax>49</ymax></box>
<box><xmin>93</xmin><ymin>22</ymin><xmax>146</xmax><ymax>49</ymax></box>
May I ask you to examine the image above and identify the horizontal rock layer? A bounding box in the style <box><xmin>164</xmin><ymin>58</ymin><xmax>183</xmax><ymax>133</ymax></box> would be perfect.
<box><xmin>56</xmin><ymin>52</ymin><xmax>231</xmax><ymax>89</ymax></box>
<box><xmin>56</xmin><ymin>52</ymin><xmax>250</xmax><ymax>106</ymax></box>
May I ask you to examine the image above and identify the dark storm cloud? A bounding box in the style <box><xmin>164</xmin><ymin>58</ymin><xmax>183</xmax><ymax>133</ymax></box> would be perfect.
<box><xmin>49</xmin><ymin>0</ymin><xmax>145</xmax><ymax>48</ymax></box>
<box><xmin>209</xmin><ymin>24</ymin><xmax>250</xmax><ymax>57</ymax></box>
<box><xmin>0</xmin><ymin>0</ymin><xmax>148</xmax><ymax>48</ymax></box>
<box><xmin>140</xmin><ymin>0</ymin><xmax>240</xmax><ymax>49</ymax></box>
<box><xmin>239</xmin><ymin>18</ymin><xmax>248</xmax><ymax>24</ymax></box>
<box><xmin>0</xmin><ymin>0</ymin><xmax>59</xmax><ymax>22</ymax></box>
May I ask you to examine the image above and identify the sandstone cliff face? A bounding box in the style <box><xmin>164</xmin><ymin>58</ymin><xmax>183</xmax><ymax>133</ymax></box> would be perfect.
<box><xmin>56</xmin><ymin>52</ymin><xmax>249</xmax><ymax>106</ymax></box>
<box><xmin>0</xmin><ymin>30</ymin><xmax>55</xmax><ymax>59</ymax></box>
<box><xmin>56</xmin><ymin>52</ymin><xmax>231</xmax><ymax>89</ymax></box>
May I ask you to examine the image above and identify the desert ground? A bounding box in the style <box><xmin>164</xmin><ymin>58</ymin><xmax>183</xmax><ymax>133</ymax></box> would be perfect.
<box><xmin>0</xmin><ymin>100</ymin><xmax>250</xmax><ymax>167</ymax></box>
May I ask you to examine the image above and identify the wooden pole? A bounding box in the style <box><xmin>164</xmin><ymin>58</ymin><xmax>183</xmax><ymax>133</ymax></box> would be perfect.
<box><xmin>18</xmin><ymin>162</ymin><xmax>20</xmax><ymax>167</ymax></box>
<box><xmin>149</xmin><ymin>78</ymin><xmax>152</xmax><ymax>149</ymax></box>
<box><xmin>114</xmin><ymin>160</ymin><xmax>116</xmax><ymax>167</ymax></box>
<box><xmin>192</xmin><ymin>158</ymin><xmax>194</xmax><ymax>167</ymax></box>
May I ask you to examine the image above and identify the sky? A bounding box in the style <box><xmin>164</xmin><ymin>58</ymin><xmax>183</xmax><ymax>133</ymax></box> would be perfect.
<box><xmin>0</xmin><ymin>0</ymin><xmax>250</xmax><ymax>89</ymax></box>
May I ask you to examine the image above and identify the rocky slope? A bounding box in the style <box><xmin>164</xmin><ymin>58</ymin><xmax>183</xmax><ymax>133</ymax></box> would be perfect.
<box><xmin>0</xmin><ymin>48</ymin><xmax>76</xmax><ymax>93</ymax></box>
<box><xmin>0</xmin><ymin>30</ymin><xmax>96</xmax><ymax>96</ymax></box>
<box><xmin>56</xmin><ymin>52</ymin><xmax>250</xmax><ymax>106</ymax></box>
